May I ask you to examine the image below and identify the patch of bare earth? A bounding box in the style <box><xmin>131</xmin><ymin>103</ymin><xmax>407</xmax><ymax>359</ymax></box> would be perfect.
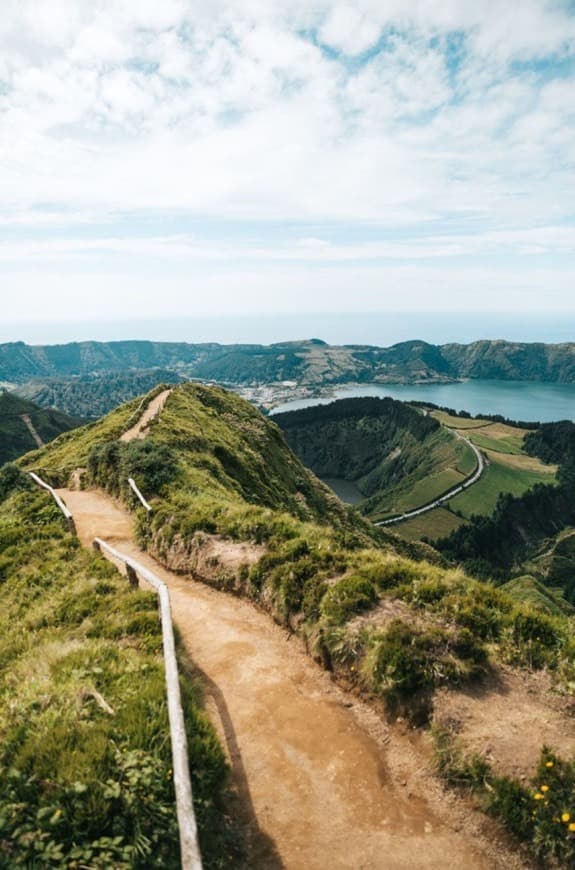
<box><xmin>434</xmin><ymin>665</ymin><xmax>575</xmax><ymax>780</ymax></box>
<box><xmin>153</xmin><ymin>531</ymin><xmax>265</xmax><ymax>581</ymax></box>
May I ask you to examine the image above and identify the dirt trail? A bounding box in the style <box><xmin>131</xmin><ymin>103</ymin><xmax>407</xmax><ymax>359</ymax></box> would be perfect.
<box><xmin>57</xmin><ymin>487</ymin><xmax>526</xmax><ymax>870</ymax></box>
<box><xmin>21</xmin><ymin>413</ymin><xmax>44</xmax><ymax>448</ymax></box>
<box><xmin>120</xmin><ymin>389</ymin><xmax>172</xmax><ymax>442</ymax></box>
<box><xmin>435</xmin><ymin>668</ymin><xmax>575</xmax><ymax>780</ymax></box>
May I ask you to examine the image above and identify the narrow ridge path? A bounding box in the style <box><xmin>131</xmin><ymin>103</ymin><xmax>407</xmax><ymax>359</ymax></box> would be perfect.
<box><xmin>21</xmin><ymin>413</ymin><xmax>44</xmax><ymax>448</ymax></box>
<box><xmin>120</xmin><ymin>388</ymin><xmax>172</xmax><ymax>442</ymax></box>
<box><xmin>58</xmin><ymin>486</ymin><xmax>507</xmax><ymax>870</ymax></box>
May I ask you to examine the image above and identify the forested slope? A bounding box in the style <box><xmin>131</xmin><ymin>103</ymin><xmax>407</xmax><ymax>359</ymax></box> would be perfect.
<box><xmin>0</xmin><ymin>392</ymin><xmax>83</xmax><ymax>464</ymax></box>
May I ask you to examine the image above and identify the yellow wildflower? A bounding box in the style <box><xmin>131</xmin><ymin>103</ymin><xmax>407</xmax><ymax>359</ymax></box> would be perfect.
<box><xmin>546</xmin><ymin>761</ymin><xmax>554</xmax><ymax>768</ymax></box>
<box><xmin>562</xmin><ymin>813</ymin><xmax>571</xmax><ymax>822</ymax></box>
<box><xmin>534</xmin><ymin>793</ymin><xmax>544</xmax><ymax>800</ymax></box>
<box><xmin>570</xmin><ymin>823</ymin><xmax>575</xmax><ymax>833</ymax></box>
<box><xmin>541</xmin><ymin>785</ymin><xmax>550</xmax><ymax>793</ymax></box>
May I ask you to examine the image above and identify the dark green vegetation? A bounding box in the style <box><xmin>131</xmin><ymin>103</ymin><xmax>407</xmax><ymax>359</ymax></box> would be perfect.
<box><xmin>436</xmin><ymin>419</ymin><xmax>575</xmax><ymax>613</ymax></box>
<box><xmin>0</xmin><ymin>468</ymin><xmax>237</xmax><ymax>868</ymax></box>
<box><xmin>0</xmin><ymin>391</ymin><xmax>83</xmax><ymax>465</ymax></box>
<box><xmin>16</xmin><ymin>370</ymin><xmax>185</xmax><ymax>419</ymax></box>
<box><xmin>275</xmin><ymin>397</ymin><xmax>476</xmax><ymax>521</ymax></box>
<box><xmin>434</xmin><ymin>733</ymin><xmax>575</xmax><ymax>868</ymax></box>
<box><xmin>2</xmin><ymin>337</ymin><xmax>575</xmax><ymax>393</ymax></box>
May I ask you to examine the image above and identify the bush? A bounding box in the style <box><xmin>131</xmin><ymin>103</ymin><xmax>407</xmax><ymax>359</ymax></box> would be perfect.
<box><xmin>321</xmin><ymin>575</ymin><xmax>377</xmax><ymax>625</ymax></box>
<box><xmin>507</xmin><ymin>608</ymin><xmax>564</xmax><ymax>669</ymax></box>
<box><xmin>0</xmin><ymin>464</ymin><xmax>32</xmax><ymax>503</ymax></box>
<box><xmin>87</xmin><ymin>440</ymin><xmax>180</xmax><ymax>500</ymax></box>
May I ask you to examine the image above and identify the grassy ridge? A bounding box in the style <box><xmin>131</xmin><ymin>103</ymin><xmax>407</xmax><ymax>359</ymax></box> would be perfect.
<box><xmin>16</xmin><ymin>382</ymin><xmax>575</xmax><ymax>867</ymax></box>
<box><xmin>0</xmin><ymin>472</ymin><xmax>237</xmax><ymax>868</ymax></box>
<box><xmin>45</xmin><ymin>384</ymin><xmax>573</xmax><ymax>707</ymax></box>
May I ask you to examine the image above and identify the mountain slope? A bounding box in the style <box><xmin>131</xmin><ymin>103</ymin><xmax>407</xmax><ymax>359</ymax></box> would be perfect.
<box><xmin>16</xmin><ymin>369</ymin><xmax>185</xmax><ymax>419</ymax></box>
<box><xmin>19</xmin><ymin>382</ymin><xmax>575</xmax><ymax>868</ymax></box>
<box><xmin>0</xmin><ymin>391</ymin><xmax>84</xmax><ymax>465</ymax></box>
<box><xmin>435</xmin><ymin>419</ymin><xmax>575</xmax><ymax>598</ymax></box>
<box><xmin>3</xmin><ymin>337</ymin><xmax>575</xmax><ymax>390</ymax></box>
<box><xmin>0</xmin><ymin>469</ymin><xmax>236</xmax><ymax>867</ymax></box>
<box><xmin>274</xmin><ymin>397</ymin><xmax>476</xmax><ymax>521</ymax></box>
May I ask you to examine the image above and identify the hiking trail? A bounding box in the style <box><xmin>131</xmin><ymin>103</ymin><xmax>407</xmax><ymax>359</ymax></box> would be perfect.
<box><xmin>55</xmin><ymin>393</ymin><xmax>526</xmax><ymax>870</ymax></box>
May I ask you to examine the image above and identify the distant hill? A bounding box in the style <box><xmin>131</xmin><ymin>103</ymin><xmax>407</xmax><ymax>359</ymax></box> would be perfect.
<box><xmin>15</xmin><ymin>369</ymin><xmax>185</xmax><ymax>419</ymax></box>
<box><xmin>2</xmin><ymin>337</ymin><xmax>575</xmax><ymax>388</ymax></box>
<box><xmin>0</xmin><ymin>392</ymin><xmax>83</xmax><ymax>465</ymax></box>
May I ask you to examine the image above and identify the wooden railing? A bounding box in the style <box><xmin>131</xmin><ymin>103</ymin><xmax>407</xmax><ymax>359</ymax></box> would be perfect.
<box><xmin>28</xmin><ymin>472</ymin><xmax>76</xmax><ymax>535</ymax></box>
<box><xmin>93</xmin><ymin>538</ymin><xmax>203</xmax><ymax>870</ymax></box>
<box><xmin>128</xmin><ymin>476</ymin><xmax>152</xmax><ymax>513</ymax></box>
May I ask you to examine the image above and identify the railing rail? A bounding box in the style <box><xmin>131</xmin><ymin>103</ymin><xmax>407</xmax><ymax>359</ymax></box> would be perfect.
<box><xmin>93</xmin><ymin>538</ymin><xmax>203</xmax><ymax>870</ymax></box>
<box><xmin>128</xmin><ymin>477</ymin><xmax>152</xmax><ymax>513</ymax></box>
<box><xmin>29</xmin><ymin>472</ymin><xmax>76</xmax><ymax>535</ymax></box>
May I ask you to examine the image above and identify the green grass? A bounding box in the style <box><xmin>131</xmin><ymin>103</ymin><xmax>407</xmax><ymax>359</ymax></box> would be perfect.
<box><xmin>431</xmin><ymin>411</ymin><xmax>491</xmax><ymax>429</ymax></box>
<box><xmin>394</xmin><ymin>508</ymin><xmax>466</xmax><ymax>542</ymax></box>
<box><xmin>20</xmin><ymin>396</ymin><xmax>145</xmax><ymax>485</ymax></box>
<box><xmin>364</xmin><ymin>428</ymin><xmax>475</xmax><ymax>521</ymax></box>
<box><xmin>23</xmin><ymin>382</ymin><xmax>575</xmax><ymax>719</ymax></box>
<box><xmin>448</xmin><ymin>455</ymin><xmax>557</xmax><ymax>519</ymax></box>
<box><xmin>0</xmin><ymin>481</ymin><xmax>238</xmax><ymax>868</ymax></box>
<box><xmin>463</xmin><ymin>431</ymin><xmax>524</xmax><ymax>455</ymax></box>
<box><xmin>396</xmin><ymin>467</ymin><xmax>465</xmax><ymax>511</ymax></box>
<box><xmin>501</xmin><ymin>576</ymin><xmax>575</xmax><ymax>617</ymax></box>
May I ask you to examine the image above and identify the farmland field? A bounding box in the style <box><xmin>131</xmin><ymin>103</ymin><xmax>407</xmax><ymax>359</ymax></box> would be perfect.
<box><xmin>392</xmin><ymin>507</ymin><xmax>466</xmax><ymax>541</ymax></box>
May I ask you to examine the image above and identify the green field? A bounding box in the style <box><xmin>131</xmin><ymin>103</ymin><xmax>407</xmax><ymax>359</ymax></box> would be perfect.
<box><xmin>366</xmin><ymin>429</ymin><xmax>477</xmax><ymax>521</ymax></box>
<box><xmin>431</xmin><ymin>411</ymin><xmax>492</xmax><ymax>429</ymax></box>
<box><xmin>394</xmin><ymin>415</ymin><xmax>558</xmax><ymax>542</ymax></box>
<box><xmin>447</xmin><ymin>452</ymin><xmax>557</xmax><ymax>518</ymax></box>
<box><xmin>393</xmin><ymin>507</ymin><xmax>466</xmax><ymax>542</ymax></box>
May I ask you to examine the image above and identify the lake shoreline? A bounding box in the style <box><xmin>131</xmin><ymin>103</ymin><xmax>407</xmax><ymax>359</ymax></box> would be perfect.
<box><xmin>264</xmin><ymin>378</ymin><xmax>575</xmax><ymax>423</ymax></box>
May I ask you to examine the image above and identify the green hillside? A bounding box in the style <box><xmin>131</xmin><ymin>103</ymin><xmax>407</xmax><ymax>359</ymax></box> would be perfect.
<box><xmin>435</xmin><ymin>420</ymin><xmax>575</xmax><ymax>602</ymax></box>
<box><xmin>501</xmin><ymin>575</ymin><xmax>575</xmax><ymax>618</ymax></box>
<box><xmin>15</xmin><ymin>370</ymin><xmax>185</xmax><ymax>419</ymax></box>
<box><xmin>0</xmin><ymin>469</ymin><xmax>236</xmax><ymax>867</ymax></box>
<box><xmin>12</xmin><ymin>382</ymin><xmax>575</xmax><ymax>867</ymax></box>
<box><xmin>274</xmin><ymin>397</ymin><xmax>476</xmax><ymax>522</ymax></box>
<box><xmin>3</xmin><ymin>338</ymin><xmax>575</xmax><ymax>391</ymax></box>
<box><xmin>0</xmin><ymin>391</ymin><xmax>84</xmax><ymax>465</ymax></box>
<box><xmin>397</xmin><ymin>412</ymin><xmax>557</xmax><ymax>542</ymax></box>
<box><xmin>23</xmin><ymin>383</ymin><xmax>572</xmax><ymax>702</ymax></box>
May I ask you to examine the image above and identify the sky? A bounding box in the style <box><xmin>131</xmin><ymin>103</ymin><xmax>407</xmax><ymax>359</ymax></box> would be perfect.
<box><xmin>1</xmin><ymin>0</ymin><xmax>575</xmax><ymax>336</ymax></box>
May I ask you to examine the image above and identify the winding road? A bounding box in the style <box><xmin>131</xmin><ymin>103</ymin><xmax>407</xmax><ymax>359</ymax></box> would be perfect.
<box><xmin>375</xmin><ymin>431</ymin><xmax>485</xmax><ymax>527</ymax></box>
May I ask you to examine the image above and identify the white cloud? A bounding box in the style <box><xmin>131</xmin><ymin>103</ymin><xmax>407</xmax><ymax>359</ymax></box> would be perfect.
<box><xmin>0</xmin><ymin>0</ymin><xmax>574</xmax><ymax>319</ymax></box>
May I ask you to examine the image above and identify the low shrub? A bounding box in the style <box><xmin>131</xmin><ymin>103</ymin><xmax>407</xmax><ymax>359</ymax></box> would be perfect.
<box><xmin>321</xmin><ymin>575</ymin><xmax>377</xmax><ymax>625</ymax></box>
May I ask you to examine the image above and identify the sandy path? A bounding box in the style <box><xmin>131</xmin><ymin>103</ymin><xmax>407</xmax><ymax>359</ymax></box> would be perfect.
<box><xmin>55</xmin><ymin>486</ymin><xmax>521</xmax><ymax>870</ymax></box>
<box><xmin>21</xmin><ymin>413</ymin><xmax>44</xmax><ymax>448</ymax></box>
<box><xmin>120</xmin><ymin>389</ymin><xmax>172</xmax><ymax>442</ymax></box>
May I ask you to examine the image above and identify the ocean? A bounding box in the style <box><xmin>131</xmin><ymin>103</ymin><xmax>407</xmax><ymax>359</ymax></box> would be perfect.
<box><xmin>2</xmin><ymin>311</ymin><xmax>575</xmax><ymax>347</ymax></box>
